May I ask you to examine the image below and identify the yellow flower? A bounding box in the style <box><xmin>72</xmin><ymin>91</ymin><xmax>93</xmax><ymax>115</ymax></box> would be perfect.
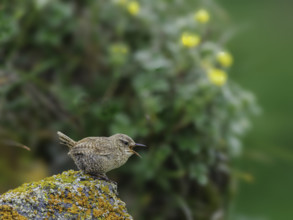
<box><xmin>110</xmin><ymin>43</ymin><xmax>129</xmax><ymax>55</ymax></box>
<box><xmin>217</xmin><ymin>51</ymin><xmax>233</xmax><ymax>67</ymax></box>
<box><xmin>208</xmin><ymin>68</ymin><xmax>227</xmax><ymax>86</ymax></box>
<box><xmin>181</xmin><ymin>32</ymin><xmax>201</xmax><ymax>48</ymax></box>
<box><xmin>194</xmin><ymin>9</ymin><xmax>210</xmax><ymax>24</ymax></box>
<box><xmin>127</xmin><ymin>1</ymin><xmax>140</xmax><ymax>15</ymax></box>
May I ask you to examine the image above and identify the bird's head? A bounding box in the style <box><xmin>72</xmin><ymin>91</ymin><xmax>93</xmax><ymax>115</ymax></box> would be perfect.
<box><xmin>111</xmin><ymin>133</ymin><xmax>146</xmax><ymax>158</ymax></box>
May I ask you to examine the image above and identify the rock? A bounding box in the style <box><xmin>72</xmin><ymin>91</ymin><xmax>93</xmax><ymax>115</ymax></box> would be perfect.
<box><xmin>0</xmin><ymin>170</ymin><xmax>133</xmax><ymax>219</ymax></box>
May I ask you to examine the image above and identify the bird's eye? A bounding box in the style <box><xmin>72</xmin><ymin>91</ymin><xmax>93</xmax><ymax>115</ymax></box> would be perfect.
<box><xmin>120</xmin><ymin>139</ymin><xmax>129</xmax><ymax>145</ymax></box>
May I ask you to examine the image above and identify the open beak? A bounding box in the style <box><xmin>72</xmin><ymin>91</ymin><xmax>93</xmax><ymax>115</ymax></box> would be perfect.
<box><xmin>135</xmin><ymin>143</ymin><xmax>146</xmax><ymax>147</ymax></box>
<box><xmin>130</xmin><ymin>143</ymin><xmax>147</xmax><ymax>158</ymax></box>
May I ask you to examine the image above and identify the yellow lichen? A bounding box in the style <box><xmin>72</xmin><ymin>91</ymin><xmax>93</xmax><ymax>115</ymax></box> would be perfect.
<box><xmin>100</xmin><ymin>184</ymin><xmax>111</xmax><ymax>194</ymax></box>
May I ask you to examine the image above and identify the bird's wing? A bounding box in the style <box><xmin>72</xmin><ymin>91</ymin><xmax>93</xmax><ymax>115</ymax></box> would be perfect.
<box><xmin>73</xmin><ymin>137</ymin><xmax>115</xmax><ymax>156</ymax></box>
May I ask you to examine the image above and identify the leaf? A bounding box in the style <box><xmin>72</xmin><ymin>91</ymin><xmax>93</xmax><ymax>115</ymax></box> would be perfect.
<box><xmin>175</xmin><ymin>134</ymin><xmax>201</xmax><ymax>154</ymax></box>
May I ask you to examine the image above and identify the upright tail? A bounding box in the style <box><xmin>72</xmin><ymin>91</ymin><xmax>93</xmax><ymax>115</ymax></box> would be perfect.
<box><xmin>57</xmin><ymin>131</ymin><xmax>76</xmax><ymax>148</ymax></box>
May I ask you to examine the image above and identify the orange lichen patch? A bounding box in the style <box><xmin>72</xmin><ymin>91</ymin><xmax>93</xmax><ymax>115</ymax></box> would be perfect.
<box><xmin>67</xmin><ymin>204</ymin><xmax>79</xmax><ymax>214</ymax></box>
<box><xmin>0</xmin><ymin>205</ymin><xmax>27</xmax><ymax>220</ymax></box>
<box><xmin>85</xmin><ymin>208</ymin><xmax>91</xmax><ymax>216</ymax></box>
<box><xmin>93</xmin><ymin>208</ymin><xmax>104</xmax><ymax>217</ymax></box>
<box><xmin>106</xmin><ymin>212</ymin><xmax>125</xmax><ymax>220</ymax></box>
<box><xmin>66</xmin><ymin>191</ymin><xmax>73</xmax><ymax>200</ymax></box>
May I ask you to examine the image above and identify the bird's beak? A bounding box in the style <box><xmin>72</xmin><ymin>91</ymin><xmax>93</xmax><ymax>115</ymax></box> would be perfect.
<box><xmin>135</xmin><ymin>143</ymin><xmax>146</xmax><ymax>147</ymax></box>
<box><xmin>130</xmin><ymin>143</ymin><xmax>147</xmax><ymax>158</ymax></box>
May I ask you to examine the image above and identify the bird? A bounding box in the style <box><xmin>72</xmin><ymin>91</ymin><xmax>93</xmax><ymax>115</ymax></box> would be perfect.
<box><xmin>57</xmin><ymin>131</ymin><xmax>146</xmax><ymax>181</ymax></box>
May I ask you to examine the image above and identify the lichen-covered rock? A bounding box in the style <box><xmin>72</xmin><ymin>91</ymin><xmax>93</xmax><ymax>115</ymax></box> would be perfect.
<box><xmin>0</xmin><ymin>170</ymin><xmax>133</xmax><ymax>220</ymax></box>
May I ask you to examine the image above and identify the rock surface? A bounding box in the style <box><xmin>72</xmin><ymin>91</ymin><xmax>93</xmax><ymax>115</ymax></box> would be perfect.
<box><xmin>0</xmin><ymin>170</ymin><xmax>133</xmax><ymax>219</ymax></box>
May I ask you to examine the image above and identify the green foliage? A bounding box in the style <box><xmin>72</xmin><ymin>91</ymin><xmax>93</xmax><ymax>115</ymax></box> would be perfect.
<box><xmin>0</xmin><ymin>0</ymin><xmax>257</xmax><ymax>219</ymax></box>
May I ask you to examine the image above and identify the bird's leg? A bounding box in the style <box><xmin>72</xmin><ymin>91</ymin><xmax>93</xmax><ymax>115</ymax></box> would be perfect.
<box><xmin>94</xmin><ymin>173</ymin><xmax>109</xmax><ymax>181</ymax></box>
<box><xmin>92</xmin><ymin>173</ymin><xmax>117</xmax><ymax>185</ymax></box>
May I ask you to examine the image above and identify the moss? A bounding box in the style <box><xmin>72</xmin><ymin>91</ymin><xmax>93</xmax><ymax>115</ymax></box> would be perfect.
<box><xmin>0</xmin><ymin>170</ymin><xmax>132</xmax><ymax>219</ymax></box>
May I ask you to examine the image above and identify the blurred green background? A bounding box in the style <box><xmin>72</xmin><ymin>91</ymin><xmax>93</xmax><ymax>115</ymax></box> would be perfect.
<box><xmin>219</xmin><ymin>0</ymin><xmax>293</xmax><ymax>219</ymax></box>
<box><xmin>0</xmin><ymin>0</ymin><xmax>292</xmax><ymax>219</ymax></box>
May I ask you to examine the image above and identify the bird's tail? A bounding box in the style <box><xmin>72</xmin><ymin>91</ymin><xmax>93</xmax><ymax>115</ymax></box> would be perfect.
<box><xmin>57</xmin><ymin>131</ymin><xmax>76</xmax><ymax>148</ymax></box>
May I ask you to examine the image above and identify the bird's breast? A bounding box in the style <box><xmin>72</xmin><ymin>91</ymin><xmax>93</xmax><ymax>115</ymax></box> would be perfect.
<box><xmin>112</xmin><ymin>153</ymin><xmax>129</xmax><ymax>168</ymax></box>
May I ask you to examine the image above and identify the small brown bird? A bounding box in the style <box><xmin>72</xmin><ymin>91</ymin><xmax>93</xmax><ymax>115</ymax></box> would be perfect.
<box><xmin>57</xmin><ymin>131</ymin><xmax>146</xmax><ymax>181</ymax></box>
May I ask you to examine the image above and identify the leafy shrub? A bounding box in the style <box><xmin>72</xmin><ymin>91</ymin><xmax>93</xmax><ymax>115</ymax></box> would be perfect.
<box><xmin>0</xmin><ymin>0</ymin><xmax>257</xmax><ymax>219</ymax></box>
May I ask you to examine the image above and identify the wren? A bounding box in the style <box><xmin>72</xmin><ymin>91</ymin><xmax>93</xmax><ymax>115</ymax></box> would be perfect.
<box><xmin>57</xmin><ymin>131</ymin><xmax>146</xmax><ymax>181</ymax></box>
